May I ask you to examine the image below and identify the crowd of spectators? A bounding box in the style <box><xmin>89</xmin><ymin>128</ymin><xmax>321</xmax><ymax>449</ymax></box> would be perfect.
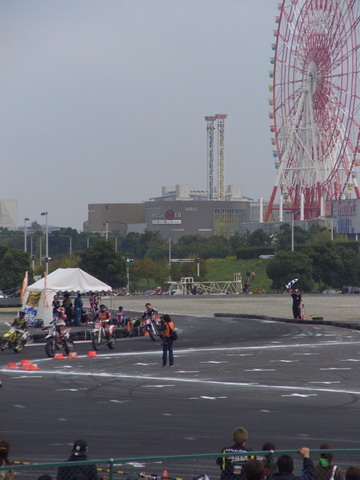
<box><xmin>1</xmin><ymin>429</ymin><xmax>360</xmax><ymax>480</ymax></box>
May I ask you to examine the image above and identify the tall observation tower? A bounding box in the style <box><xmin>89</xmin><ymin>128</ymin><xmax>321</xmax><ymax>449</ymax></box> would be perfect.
<box><xmin>205</xmin><ymin>114</ymin><xmax>227</xmax><ymax>200</ymax></box>
<box><xmin>205</xmin><ymin>116</ymin><xmax>217</xmax><ymax>200</ymax></box>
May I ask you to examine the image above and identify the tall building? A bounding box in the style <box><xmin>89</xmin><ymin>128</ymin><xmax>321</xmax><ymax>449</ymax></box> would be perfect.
<box><xmin>0</xmin><ymin>199</ymin><xmax>17</xmax><ymax>229</ymax></box>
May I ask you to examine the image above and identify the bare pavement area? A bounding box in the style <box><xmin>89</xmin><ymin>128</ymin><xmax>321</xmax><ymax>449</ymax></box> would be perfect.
<box><xmin>104</xmin><ymin>293</ymin><xmax>360</xmax><ymax>326</ymax></box>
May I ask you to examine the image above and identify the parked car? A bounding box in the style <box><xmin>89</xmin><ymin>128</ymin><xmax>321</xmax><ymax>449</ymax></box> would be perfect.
<box><xmin>341</xmin><ymin>286</ymin><xmax>360</xmax><ymax>294</ymax></box>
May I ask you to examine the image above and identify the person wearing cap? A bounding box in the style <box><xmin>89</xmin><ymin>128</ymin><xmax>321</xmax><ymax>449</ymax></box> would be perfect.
<box><xmin>57</xmin><ymin>440</ymin><xmax>99</xmax><ymax>480</ymax></box>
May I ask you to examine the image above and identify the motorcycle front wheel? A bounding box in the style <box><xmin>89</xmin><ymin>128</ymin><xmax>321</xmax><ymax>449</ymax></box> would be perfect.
<box><xmin>0</xmin><ymin>339</ymin><xmax>8</xmax><ymax>351</ymax></box>
<box><xmin>107</xmin><ymin>335</ymin><xmax>116</xmax><ymax>349</ymax></box>
<box><xmin>91</xmin><ymin>333</ymin><xmax>101</xmax><ymax>350</ymax></box>
<box><xmin>14</xmin><ymin>341</ymin><xmax>25</xmax><ymax>353</ymax></box>
<box><xmin>45</xmin><ymin>340</ymin><xmax>56</xmax><ymax>358</ymax></box>
<box><xmin>64</xmin><ymin>340</ymin><xmax>75</xmax><ymax>355</ymax></box>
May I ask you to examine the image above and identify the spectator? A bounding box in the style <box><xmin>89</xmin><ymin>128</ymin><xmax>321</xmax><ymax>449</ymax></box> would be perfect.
<box><xmin>52</xmin><ymin>295</ymin><xmax>60</xmax><ymax>315</ymax></box>
<box><xmin>73</xmin><ymin>293</ymin><xmax>83</xmax><ymax>327</ymax></box>
<box><xmin>116</xmin><ymin>306</ymin><xmax>127</xmax><ymax>327</ymax></box>
<box><xmin>260</xmin><ymin>442</ymin><xmax>276</xmax><ymax>479</ymax></box>
<box><xmin>158</xmin><ymin>314</ymin><xmax>175</xmax><ymax>367</ymax></box>
<box><xmin>64</xmin><ymin>303</ymin><xmax>74</xmax><ymax>326</ymax></box>
<box><xmin>269</xmin><ymin>447</ymin><xmax>314</xmax><ymax>480</ymax></box>
<box><xmin>346</xmin><ymin>467</ymin><xmax>360</xmax><ymax>480</ymax></box>
<box><xmin>0</xmin><ymin>441</ymin><xmax>14</xmax><ymax>480</ymax></box>
<box><xmin>315</xmin><ymin>444</ymin><xmax>344</xmax><ymax>480</ymax></box>
<box><xmin>57</xmin><ymin>440</ymin><xmax>98</xmax><ymax>480</ymax></box>
<box><xmin>243</xmin><ymin>459</ymin><xmax>265</xmax><ymax>480</ymax></box>
<box><xmin>217</xmin><ymin>427</ymin><xmax>252</xmax><ymax>480</ymax></box>
<box><xmin>62</xmin><ymin>292</ymin><xmax>71</xmax><ymax>310</ymax></box>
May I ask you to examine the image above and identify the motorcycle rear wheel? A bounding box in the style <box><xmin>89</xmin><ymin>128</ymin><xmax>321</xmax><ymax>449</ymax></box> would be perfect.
<box><xmin>45</xmin><ymin>340</ymin><xmax>56</xmax><ymax>358</ymax></box>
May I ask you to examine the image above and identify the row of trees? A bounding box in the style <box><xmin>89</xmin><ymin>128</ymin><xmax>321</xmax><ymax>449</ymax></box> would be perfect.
<box><xmin>0</xmin><ymin>223</ymin><xmax>359</xmax><ymax>292</ymax></box>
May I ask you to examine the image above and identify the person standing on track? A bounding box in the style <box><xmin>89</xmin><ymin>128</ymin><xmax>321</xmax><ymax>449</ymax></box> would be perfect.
<box><xmin>158</xmin><ymin>314</ymin><xmax>175</xmax><ymax>367</ymax></box>
<box><xmin>288</xmin><ymin>288</ymin><xmax>303</xmax><ymax>319</ymax></box>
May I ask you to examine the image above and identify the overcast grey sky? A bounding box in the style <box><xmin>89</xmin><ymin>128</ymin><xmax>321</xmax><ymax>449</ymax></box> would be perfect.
<box><xmin>1</xmin><ymin>0</ymin><xmax>278</xmax><ymax>230</ymax></box>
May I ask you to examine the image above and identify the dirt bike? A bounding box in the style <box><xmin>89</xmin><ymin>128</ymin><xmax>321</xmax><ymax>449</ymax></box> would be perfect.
<box><xmin>91</xmin><ymin>321</ymin><xmax>116</xmax><ymax>350</ymax></box>
<box><xmin>143</xmin><ymin>314</ymin><xmax>162</xmax><ymax>342</ymax></box>
<box><xmin>0</xmin><ymin>322</ymin><xmax>30</xmax><ymax>353</ymax></box>
<box><xmin>44</xmin><ymin>321</ymin><xmax>75</xmax><ymax>358</ymax></box>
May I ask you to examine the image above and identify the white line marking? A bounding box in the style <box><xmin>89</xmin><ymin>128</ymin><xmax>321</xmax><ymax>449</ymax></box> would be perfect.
<box><xmin>3</xmin><ymin>368</ymin><xmax>360</xmax><ymax>395</ymax></box>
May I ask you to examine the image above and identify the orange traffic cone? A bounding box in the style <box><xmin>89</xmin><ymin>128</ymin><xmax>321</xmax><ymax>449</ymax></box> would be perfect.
<box><xmin>67</xmin><ymin>352</ymin><xmax>78</xmax><ymax>358</ymax></box>
<box><xmin>54</xmin><ymin>353</ymin><xmax>65</xmax><ymax>360</ymax></box>
<box><xmin>20</xmin><ymin>359</ymin><xmax>31</xmax><ymax>365</ymax></box>
<box><xmin>87</xmin><ymin>351</ymin><xmax>97</xmax><ymax>357</ymax></box>
<box><xmin>23</xmin><ymin>363</ymin><xmax>39</xmax><ymax>370</ymax></box>
<box><xmin>6</xmin><ymin>363</ymin><xmax>18</xmax><ymax>369</ymax></box>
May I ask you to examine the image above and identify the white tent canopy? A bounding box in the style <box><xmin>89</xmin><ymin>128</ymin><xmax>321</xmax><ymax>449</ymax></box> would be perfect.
<box><xmin>23</xmin><ymin>268</ymin><xmax>112</xmax><ymax>325</ymax></box>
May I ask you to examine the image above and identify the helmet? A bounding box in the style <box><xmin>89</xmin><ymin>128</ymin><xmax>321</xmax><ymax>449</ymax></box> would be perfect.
<box><xmin>100</xmin><ymin>304</ymin><xmax>106</xmax><ymax>311</ymax></box>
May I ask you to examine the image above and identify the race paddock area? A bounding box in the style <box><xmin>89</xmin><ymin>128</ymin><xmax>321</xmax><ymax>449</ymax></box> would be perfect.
<box><xmin>1</xmin><ymin>311</ymin><xmax>360</xmax><ymax>468</ymax></box>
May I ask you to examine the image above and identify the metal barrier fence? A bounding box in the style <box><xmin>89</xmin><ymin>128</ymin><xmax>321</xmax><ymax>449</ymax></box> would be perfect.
<box><xmin>1</xmin><ymin>450</ymin><xmax>360</xmax><ymax>480</ymax></box>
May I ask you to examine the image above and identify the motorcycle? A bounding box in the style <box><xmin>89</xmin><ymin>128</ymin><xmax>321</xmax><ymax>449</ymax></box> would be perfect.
<box><xmin>44</xmin><ymin>321</ymin><xmax>75</xmax><ymax>358</ymax></box>
<box><xmin>91</xmin><ymin>321</ymin><xmax>116</xmax><ymax>350</ymax></box>
<box><xmin>143</xmin><ymin>314</ymin><xmax>162</xmax><ymax>342</ymax></box>
<box><xmin>0</xmin><ymin>322</ymin><xmax>30</xmax><ymax>353</ymax></box>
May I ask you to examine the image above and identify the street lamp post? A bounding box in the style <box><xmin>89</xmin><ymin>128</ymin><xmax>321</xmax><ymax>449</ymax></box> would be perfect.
<box><xmin>24</xmin><ymin>217</ymin><xmax>30</xmax><ymax>253</ymax></box>
<box><xmin>41</xmin><ymin>211</ymin><xmax>49</xmax><ymax>275</ymax></box>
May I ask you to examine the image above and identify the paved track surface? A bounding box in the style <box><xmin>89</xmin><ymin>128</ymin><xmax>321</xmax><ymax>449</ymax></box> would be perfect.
<box><xmin>1</xmin><ymin>300</ymin><xmax>360</xmax><ymax>465</ymax></box>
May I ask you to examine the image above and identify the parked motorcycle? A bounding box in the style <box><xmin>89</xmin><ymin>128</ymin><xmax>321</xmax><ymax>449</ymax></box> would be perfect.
<box><xmin>91</xmin><ymin>321</ymin><xmax>116</xmax><ymax>350</ymax></box>
<box><xmin>0</xmin><ymin>322</ymin><xmax>30</xmax><ymax>353</ymax></box>
<box><xmin>44</xmin><ymin>321</ymin><xmax>75</xmax><ymax>358</ymax></box>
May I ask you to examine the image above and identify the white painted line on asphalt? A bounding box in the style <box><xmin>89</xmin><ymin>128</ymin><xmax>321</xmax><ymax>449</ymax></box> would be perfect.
<box><xmin>3</xmin><ymin>367</ymin><xmax>360</xmax><ymax>396</ymax></box>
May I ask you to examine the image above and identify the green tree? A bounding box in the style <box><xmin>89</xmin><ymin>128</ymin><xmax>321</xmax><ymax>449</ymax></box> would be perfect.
<box><xmin>0</xmin><ymin>246</ymin><xmax>30</xmax><ymax>290</ymax></box>
<box><xmin>248</xmin><ymin>229</ymin><xmax>272</xmax><ymax>247</ymax></box>
<box><xmin>274</xmin><ymin>224</ymin><xmax>311</xmax><ymax>250</ymax></box>
<box><xmin>307</xmin><ymin>243</ymin><xmax>360</xmax><ymax>290</ymax></box>
<box><xmin>266</xmin><ymin>251</ymin><xmax>315</xmax><ymax>291</ymax></box>
<box><xmin>79</xmin><ymin>240</ymin><xmax>126</xmax><ymax>288</ymax></box>
<box><xmin>136</xmin><ymin>256</ymin><xmax>157</xmax><ymax>288</ymax></box>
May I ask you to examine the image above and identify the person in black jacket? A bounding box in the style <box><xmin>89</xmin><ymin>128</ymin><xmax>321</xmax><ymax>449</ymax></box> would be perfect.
<box><xmin>57</xmin><ymin>440</ymin><xmax>98</xmax><ymax>480</ymax></box>
<box><xmin>269</xmin><ymin>447</ymin><xmax>314</xmax><ymax>480</ymax></box>
<box><xmin>217</xmin><ymin>427</ymin><xmax>252</xmax><ymax>480</ymax></box>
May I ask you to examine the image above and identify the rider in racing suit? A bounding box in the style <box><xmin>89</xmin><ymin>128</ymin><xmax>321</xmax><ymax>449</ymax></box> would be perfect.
<box><xmin>12</xmin><ymin>310</ymin><xmax>29</xmax><ymax>330</ymax></box>
<box><xmin>94</xmin><ymin>304</ymin><xmax>112</xmax><ymax>338</ymax></box>
<box><xmin>142</xmin><ymin>303</ymin><xmax>158</xmax><ymax>319</ymax></box>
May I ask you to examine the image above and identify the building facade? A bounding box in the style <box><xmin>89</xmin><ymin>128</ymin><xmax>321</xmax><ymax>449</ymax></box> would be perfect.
<box><xmin>144</xmin><ymin>199</ymin><xmax>252</xmax><ymax>241</ymax></box>
<box><xmin>83</xmin><ymin>203</ymin><xmax>145</xmax><ymax>235</ymax></box>
<box><xmin>0</xmin><ymin>199</ymin><xmax>17</xmax><ymax>229</ymax></box>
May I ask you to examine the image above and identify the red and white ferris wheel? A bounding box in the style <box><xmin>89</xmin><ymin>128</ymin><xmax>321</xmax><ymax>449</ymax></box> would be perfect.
<box><xmin>265</xmin><ymin>0</ymin><xmax>360</xmax><ymax>222</ymax></box>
